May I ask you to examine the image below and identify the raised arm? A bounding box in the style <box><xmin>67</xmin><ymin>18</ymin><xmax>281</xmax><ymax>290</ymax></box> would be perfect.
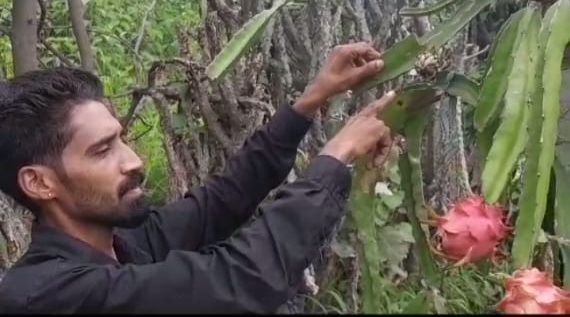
<box><xmin>144</xmin><ymin>42</ymin><xmax>387</xmax><ymax>249</ymax></box>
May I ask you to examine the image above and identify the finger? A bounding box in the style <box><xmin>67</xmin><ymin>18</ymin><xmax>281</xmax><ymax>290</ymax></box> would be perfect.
<box><xmin>354</xmin><ymin>56</ymin><xmax>368</xmax><ymax>67</ymax></box>
<box><xmin>348</xmin><ymin>57</ymin><xmax>385</xmax><ymax>84</ymax></box>
<box><xmin>348</xmin><ymin>42</ymin><xmax>382</xmax><ymax>61</ymax></box>
<box><xmin>373</xmin><ymin>138</ymin><xmax>398</xmax><ymax>167</ymax></box>
<box><xmin>337</xmin><ymin>42</ymin><xmax>381</xmax><ymax>63</ymax></box>
<box><xmin>376</xmin><ymin>132</ymin><xmax>393</xmax><ymax>149</ymax></box>
<box><xmin>359</xmin><ymin>90</ymin><xmax>397</xmax><ymax>117</ymax></box>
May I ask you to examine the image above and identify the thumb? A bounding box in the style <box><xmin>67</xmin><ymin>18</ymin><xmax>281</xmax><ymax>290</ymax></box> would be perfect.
<box><xmin>350</xmin><ymin>59</ymin><xmax>384</xmax><ymax>82</ymax></box>
<box><xmin>359</xmin><ymin>90</ymin><xmax>397</xmax><ymax>118</ymax></box>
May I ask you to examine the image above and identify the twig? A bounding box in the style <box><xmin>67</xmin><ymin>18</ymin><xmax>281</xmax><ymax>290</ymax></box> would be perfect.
<box><xmin>128</xmin><ymin>124</ymin><xmax>153</xmax><ymax>143</ymax></box>
<box><xmin>36</xmin><ymin>0</ymin><xmax>47</xmax><ymax>39</ymax></box>
<box><xmin>120</xmin><ymin>94</ymin><xmax>150</xmax><ymax>129</ymax></box>
<box><xmin>40</xmin><ymin>40</ymin><xmax>76</xmax><ymax>67</ymax></box>
<box><xmin>547</xmin><ymin>234</ymin><xmax>570</xmax><ymax>247</ymax></box>
<box><xmin>186</xmin><ymin>64</ymin><xmax>234</xmax><ymax>155</ymax></box>
<box><xmin>462</xmin><ymin>45</ymin><xmax>490</xmax><ymax>61</ymax></box>
<box><xmin>134</xmin><ymin>0</ymin><xmax>157</xmax><ymax>55</ymax></box>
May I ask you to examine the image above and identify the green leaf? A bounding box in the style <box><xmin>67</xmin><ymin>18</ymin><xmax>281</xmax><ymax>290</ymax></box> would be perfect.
<box><xmin>205</xmin><ymin>0</ymin><xmax>290</xmax><ymax>80</ymax></box>
<box><xmin>375</xmin><ymin>200</ymin><xmax>392</xmax><ymax>227</ymax></box>
<box><xmin>377</xmin><ymin>223</ymin><xmax>415</xmax><ymax>267</ymax></box>
<box><xmin>481</xmin><ymin>8</ymin><xmax>540</xmax><ymax>204</ymax></box>
<box><xmin>400</xmin><ymin>0</ymin><xmax>461</xmax><ymax>17</ymax></box>
<box><xmin>380</xmin><ymin>190</ymin><xmax>404</xmax><ymax>211</ymax></box>
<box><xmin>474</xmin><ymin>9</ymin><xmax>527</xmax><ymax>131</ymax></box>
<box><xmin>401</xmin><ymin>290</ymin><xmax>432</xmax><ymax>314</ymax></box>
<box><xmin>512</xmin><ymin>0</ymin><xmax>570</xmax><ymax>268</ymax></box>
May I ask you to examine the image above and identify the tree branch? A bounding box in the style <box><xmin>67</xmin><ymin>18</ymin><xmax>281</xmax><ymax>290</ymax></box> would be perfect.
<box><xmin>134</xmin><ymin>0</ymin><xmax>157</xmax><ymax>55</ymax></box>
<box><xmin>185</xmin><ymin>64</ymin><xmax>234</xmax><ymax>155</ymax></box>
<box><xmin>41</xmin><ymin>40</ymin><xmax>77</xmax><ymax>67</ymax></box>
<box><xmin>36</xmin><ymin>0</ymin><xmax>47</xmax><ymax>39</ymax></box>
<box><xmin>67</xmin><ymin>0</ymin><xmax>96</xmax><ymax>72</ymax></box>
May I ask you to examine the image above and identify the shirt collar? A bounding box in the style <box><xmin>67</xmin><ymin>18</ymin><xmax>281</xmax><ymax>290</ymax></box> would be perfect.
<box><xmin>27</xmin><ymin>221</ymin><xmax>134</xmax><ymax>266</ymax></box>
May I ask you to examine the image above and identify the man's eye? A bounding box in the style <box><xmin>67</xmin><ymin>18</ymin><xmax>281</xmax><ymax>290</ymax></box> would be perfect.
<box><xmin>95</xmin><ymin>146</ymin><xmax>111</xmax><ymax>156</ymax></box>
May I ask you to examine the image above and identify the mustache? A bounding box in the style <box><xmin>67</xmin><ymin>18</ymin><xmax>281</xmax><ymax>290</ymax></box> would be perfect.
<box><xmin>118</xmin><ymin>170</ymin><xmax>145</xmax><ymax>197</ymax></box>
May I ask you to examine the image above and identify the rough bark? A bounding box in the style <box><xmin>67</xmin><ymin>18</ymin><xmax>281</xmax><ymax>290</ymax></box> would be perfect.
<box><xmin>429</xmin><ymin>32</ymin><xmax>475</xmax><ymax>211</ymax></box>
<box><xmin>67</xmin><ymin>0</ymin><xmax>96</xmax><ymax>72</ymax></box>
<box><xmin>11</xmin><ymin>0</ymin><xmax>39</xmax><ymax>75</ymax></box>
<box><xmin>0</xmin><ymin>191</ymin><xmax>32</xmax><ymax>283</ymax></box>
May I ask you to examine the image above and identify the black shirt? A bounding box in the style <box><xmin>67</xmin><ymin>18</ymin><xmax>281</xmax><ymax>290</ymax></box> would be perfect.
<box><xmin>0</xmin><ymin>104</ymin><xmax>352</xmax><ymax>314</ymax></box>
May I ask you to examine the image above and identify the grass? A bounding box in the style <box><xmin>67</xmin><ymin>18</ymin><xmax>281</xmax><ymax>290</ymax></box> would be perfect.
<box><xmin>306</xmin><ymin>259</ymin><xmax>507</xmax><ymax>314</ymax></box>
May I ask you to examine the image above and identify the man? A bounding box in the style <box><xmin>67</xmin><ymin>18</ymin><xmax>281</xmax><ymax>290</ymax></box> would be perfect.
<box><xmin>0</xmin><ymin>42</ymin><xmax>396</xmax><ymax>313</ymax></box>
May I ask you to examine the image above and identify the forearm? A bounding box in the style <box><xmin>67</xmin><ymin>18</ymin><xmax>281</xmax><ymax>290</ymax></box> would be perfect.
<box><xmin>193</xmin><ymin>103</ymin><xmax>314</xmax><ymax>241</ymax></box>
<box><xmin>291</xmin><ymin>83</ymin><xmax>328</xmax><ymax>119</ymax></box>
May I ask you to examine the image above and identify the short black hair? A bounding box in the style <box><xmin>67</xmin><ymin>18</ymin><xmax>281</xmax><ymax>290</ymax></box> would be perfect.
<box><xmin>0</xmin><ymin>67</ymin><xmax>105</xmax><ymax>214</ymax></box>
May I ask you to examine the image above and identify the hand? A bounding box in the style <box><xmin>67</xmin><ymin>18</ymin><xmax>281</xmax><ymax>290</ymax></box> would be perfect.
<box><xmin>320</xmin><ymin>91</ymin><xmax>396</xmax><ymax>165</ymax></box>
<box><xmin>293</xmin><ymin>42</ymin><xmax>384</xmax><ymax>117</ymax></box>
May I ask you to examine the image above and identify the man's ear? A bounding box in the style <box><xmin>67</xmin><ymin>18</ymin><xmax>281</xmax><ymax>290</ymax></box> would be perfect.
<box><xmin>18</xmin><ymin>165</ymin><xmax>58</xmax><ymax>201</ymax></box>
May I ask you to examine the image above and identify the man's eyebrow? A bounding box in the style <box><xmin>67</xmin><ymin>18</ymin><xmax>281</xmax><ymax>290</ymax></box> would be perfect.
<box><xmin>85</xmin><ymin>131</ymin><xmax>117</xmax><ymax>155</ymax></box>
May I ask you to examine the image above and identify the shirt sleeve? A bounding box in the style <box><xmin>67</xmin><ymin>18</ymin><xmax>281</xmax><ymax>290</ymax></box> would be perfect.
<box><xmin>23</xmin><ymin>155</ymin><xmax>352</xmax><ymax>314</ymax></box>
<box><xmin>128</xmin><ymin>103</ymin><xmax>313</xmax><ymax>259</ymax></box>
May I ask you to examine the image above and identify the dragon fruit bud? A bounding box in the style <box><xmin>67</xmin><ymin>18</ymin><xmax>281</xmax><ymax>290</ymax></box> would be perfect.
<box><xmin>497</xmin><ymin>268</ymin><xmax>570</xmax><ymax>314</ymax></box>
<box><xmin>428</xmin><ymin>195</ymin><xmax>511</xmax><ymax>266</ymax></box>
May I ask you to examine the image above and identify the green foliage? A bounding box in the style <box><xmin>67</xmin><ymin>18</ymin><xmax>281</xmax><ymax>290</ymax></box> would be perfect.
<box><xmin>512</xmin><ymin>0</ymin><xmax>570</xmax><ymax>269</ymax></box>
<box><xmin>87</xmin><ymin>1</ymin><xmax>199</xmax><ymax>204</ymax></box>
<box><xmin>481</xmin><ymin>8</ymin><xmax>540</xmax><ymax>204</ymax></box>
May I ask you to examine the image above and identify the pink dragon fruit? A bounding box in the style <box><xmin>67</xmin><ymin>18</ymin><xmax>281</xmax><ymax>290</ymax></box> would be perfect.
<box><xmin>427</xmin><ymin>195</ymin><xmax>512</xmax><ymax>266</ymax></box>
<box><xmin>497</xmin><ymin>268</ymin><xmax>570</xmax><ymax>314</ymax></box>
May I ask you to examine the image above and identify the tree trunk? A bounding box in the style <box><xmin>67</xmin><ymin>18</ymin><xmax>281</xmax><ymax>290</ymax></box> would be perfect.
<box><xmin>0</xmin><ymin>191</ymin><xmax>32</xmax><ymax>283</ymax></box>
<box><xmin>11</xmin><ymin>0</ymin><xmax>39</xmax><ymax>75</ymax></box>
<box><xmin>429</xmin><ymin>32</ymin><xmax>474</xmax><ymax>211</ymax></box>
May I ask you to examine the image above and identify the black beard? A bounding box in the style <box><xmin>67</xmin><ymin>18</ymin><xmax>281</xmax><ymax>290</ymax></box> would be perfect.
<box><xmin>88</xmin><ymin>194</ymin><xmax>151</xmax><ymax>229</ymax></box>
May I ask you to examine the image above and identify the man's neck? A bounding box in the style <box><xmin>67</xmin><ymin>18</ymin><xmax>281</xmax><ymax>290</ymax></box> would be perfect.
<box><xmin>41</xmin><ymin>216</ymin><xmax>117</xmax><ymax>261</ymax></box>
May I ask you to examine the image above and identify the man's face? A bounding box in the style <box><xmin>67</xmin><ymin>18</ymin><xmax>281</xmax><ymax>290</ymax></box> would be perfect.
<box><xmin>55</xmin><ymin>100</ymin><xmax>149</xmax><ymax>228</ymax></box>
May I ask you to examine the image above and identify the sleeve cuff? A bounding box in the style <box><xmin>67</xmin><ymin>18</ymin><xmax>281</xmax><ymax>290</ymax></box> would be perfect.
<box><xmin>267</xmin><ymin>104</ymin><xmax>313</xmax><ymax>144</ymax></box>
<box><xmin>304</xmin><ymin>155</ymin><xmax>352</xmax><ymax>202</ymax></box>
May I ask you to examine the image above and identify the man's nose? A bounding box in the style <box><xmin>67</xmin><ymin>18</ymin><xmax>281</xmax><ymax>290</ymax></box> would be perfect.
<box><xmin>120</xmin><ymin>143</ymin><xmax>144</xmax><ymax>175</ymax></box>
